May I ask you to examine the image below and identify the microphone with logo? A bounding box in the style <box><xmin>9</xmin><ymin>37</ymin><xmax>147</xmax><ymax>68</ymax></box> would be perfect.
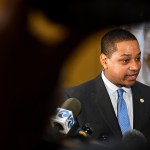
<box><xmin>51</xmin><ymin>98</ymin><xmax>81</xmax><ymax>135</ymax></box>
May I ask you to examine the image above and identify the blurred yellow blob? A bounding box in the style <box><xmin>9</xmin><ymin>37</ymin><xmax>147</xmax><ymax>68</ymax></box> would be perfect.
<box><xmin>28</xmin><ymin>10</ymin><xmax>70</xmax><ymax>45</ymax></box>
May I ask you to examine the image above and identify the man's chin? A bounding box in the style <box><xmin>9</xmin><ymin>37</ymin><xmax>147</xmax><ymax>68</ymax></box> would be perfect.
<box><xmin>125</xmin><ymin>80</ymin><xmax>136</xmax><ymax>87</ymax></box>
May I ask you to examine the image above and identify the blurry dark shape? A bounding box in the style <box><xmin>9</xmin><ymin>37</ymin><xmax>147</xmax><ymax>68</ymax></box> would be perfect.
<box><xmin>30</xmin><ymin>0</ymin><xmax>150</xmax><ymax>28</ymax></box>
<box><xmin>73</xmin><ymin>123</ymin><xmax>93</xmax><ymax>139</ymax></box>
<box><xmin>0</xmin><ymin>0</ymin><xmax>150</xmax><ymax>150</ymax></box>
<box><xmin>123</xmin><ymin>129</ymin><xmax>147</xmax><ymax>143</ymax></box>
<box><xmin>81</xmin><ymin>123</ymin><xmax>93</xmax><ymax>136</ymax></box>
<box><xmin>122</xmin><ymin>129</ymin><xmax>148</xmax><ymax>150</ymax></box>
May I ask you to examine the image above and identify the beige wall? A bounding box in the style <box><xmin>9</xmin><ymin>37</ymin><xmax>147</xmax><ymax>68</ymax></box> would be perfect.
<box><xmin>61</xmin><ymin>29</ymin><xmax>111</xmax><ymax>88</ymax></box>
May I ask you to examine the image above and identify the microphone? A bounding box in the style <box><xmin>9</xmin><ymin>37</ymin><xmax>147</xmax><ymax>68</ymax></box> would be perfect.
<box><xmin>51</xmin><ymin>98</ymin><xmax>81</xmax><ymax>134</ymax></box>
<box><xmin>122</xmin><ymin>129</ymin><xmax>147</xmax><ymax>149</ymax></box>
<box><xmin>123</xmin><ymin>129</ymin><xmax>147</xmax><ymax>143</ymax></box>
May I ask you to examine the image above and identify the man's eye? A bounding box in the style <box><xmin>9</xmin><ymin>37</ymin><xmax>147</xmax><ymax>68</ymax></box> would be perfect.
<box><xmin>123</xmin><ymin>59</ymin><xmax>129</xmax><ymax>63</ymax></box>
<box><xmin>136</xmin><ymin>57</ymin><xmax>141</xmax><ymax>61</ymax></box>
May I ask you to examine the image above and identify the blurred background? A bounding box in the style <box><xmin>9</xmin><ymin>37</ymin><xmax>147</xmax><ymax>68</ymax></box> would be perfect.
<box><xmin>28</xmin><ymin>10</ymin><xmax>150</xmax><ymax>88</ymax></box>
<box><xmin>27</xmin><ymin>8</ymin><xmax>113</xmax><ymax>88</ymax></box>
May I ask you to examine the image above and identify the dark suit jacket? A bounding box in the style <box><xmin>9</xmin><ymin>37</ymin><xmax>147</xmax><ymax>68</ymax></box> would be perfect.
<box><xmin>64</xmin><ymin>74</ymin><xmax>150</xmax><ymax>143</ymax></box>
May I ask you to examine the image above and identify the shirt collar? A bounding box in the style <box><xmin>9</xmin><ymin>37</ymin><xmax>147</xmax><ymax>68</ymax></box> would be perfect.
<box><xmin>101</xmin><ymin>70</ymin><xmax>131</xmax><ymax>95</ymax></box>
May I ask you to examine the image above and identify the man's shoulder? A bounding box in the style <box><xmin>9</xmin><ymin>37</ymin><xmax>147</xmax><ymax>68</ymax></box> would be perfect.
<box><xmin>67</xmin><ymin>75</ymin><xmax>100</xmax><ymax>92</ymax></box>
<box><xmin>63</xmin><ymin>75</ymin><xmax>102</xmax><ymax>100</ymax></box>
<box><xmin>133</xmin><ymin>81</ymin><xmax>150</xmax><ymax>93</ymax></box>
<box><xmin>134</xmin><ymin>81</ymin><xmax>150</xmax><ymax>89</ymax></box>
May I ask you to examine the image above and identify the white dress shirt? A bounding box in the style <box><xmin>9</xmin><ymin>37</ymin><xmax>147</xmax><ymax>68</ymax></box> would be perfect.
<box><xmin>101</xmin><ymin>71</ymin><xmax>133</xmax><ymax>129</ymax></box>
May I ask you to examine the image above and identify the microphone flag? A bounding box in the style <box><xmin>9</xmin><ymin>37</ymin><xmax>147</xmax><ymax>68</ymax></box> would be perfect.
<box><xmin>51</xmin><ymin>108</ymin><xmax>75</xmax><ymax>134</ymax></box>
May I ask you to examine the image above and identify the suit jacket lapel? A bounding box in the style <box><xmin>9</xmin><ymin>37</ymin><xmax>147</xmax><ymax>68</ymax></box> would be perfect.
<box><xmin>93</xmin><ymin>75</ymin><xmax>122</xmax><ymax>138</ymax></box>
<box><xmin>132</xmin><ymin>83</ymin><xmax>145</xmax><ymax>129</ymax></box>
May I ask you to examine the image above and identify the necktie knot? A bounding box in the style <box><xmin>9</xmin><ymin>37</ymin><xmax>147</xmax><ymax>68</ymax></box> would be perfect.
<box><xmin>117</xmin><ymin>88</ymin><xmax>124</xmax><ymax>97</ymax></box>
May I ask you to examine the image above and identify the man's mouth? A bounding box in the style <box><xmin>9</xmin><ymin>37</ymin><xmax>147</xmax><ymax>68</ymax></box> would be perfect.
<box><xmin>126</xmin><ymin>74</ymin><xmax>137</xmax><ymax>81</ymax></box>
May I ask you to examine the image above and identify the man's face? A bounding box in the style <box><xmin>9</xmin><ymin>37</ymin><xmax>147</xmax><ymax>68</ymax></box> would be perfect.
<box><xmin>101</xmin><ymin>40</ymin><xmax>141</xmax><ymax>87</ymax></box>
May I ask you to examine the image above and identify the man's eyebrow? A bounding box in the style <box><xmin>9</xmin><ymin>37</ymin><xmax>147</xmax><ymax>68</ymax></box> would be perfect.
<box><xmin>120</xmin><ymin>52</ymin><xmax>141</xmax><ymax>57</ymax></box>
<box><xmin>120</xmin><ymin>53</ymin><xmax>131</xmax><ymax>57</ymax></box>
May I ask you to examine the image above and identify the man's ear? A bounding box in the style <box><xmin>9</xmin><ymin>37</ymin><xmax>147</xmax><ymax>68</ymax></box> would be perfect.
<box><xmin>100</xmin><ymin>53</ymin><xmax>108</xmax><ymax>70</ymax></box>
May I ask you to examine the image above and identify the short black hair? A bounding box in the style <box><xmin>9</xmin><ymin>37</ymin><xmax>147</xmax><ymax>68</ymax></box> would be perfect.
<box><xmin>101</xmin><ymin>28</ymin><xmax>138</xmax><ymax>58</ymax></box>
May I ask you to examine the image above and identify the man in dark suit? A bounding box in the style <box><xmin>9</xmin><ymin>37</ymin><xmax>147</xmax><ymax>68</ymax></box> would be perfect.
<box><xmin>64</xmin><ymin>28</ymin><xmax>150</xmax><ymax>143</ymax></box>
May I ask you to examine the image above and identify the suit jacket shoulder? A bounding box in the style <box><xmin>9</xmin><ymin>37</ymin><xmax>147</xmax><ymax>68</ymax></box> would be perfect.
<box><xmin>64</xmin><ymin>75</ymin><xmax>100</xmax><ymax>100</ymax></box>
<box><xmin>64</xmin><ymin>74</ymin><xmax>122</xmax><ymax>141</ymax></box>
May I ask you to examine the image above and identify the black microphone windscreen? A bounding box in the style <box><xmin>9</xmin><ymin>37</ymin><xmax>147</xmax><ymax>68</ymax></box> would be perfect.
<box><xmin>122</xmin><ymin>129</ymin><xmax>147</xmax><ymax>147</ymax></box>
<box><xmin>61</xmin><ymin>98</ymin><xmax>81</xmax><ymax>118</ymax></box>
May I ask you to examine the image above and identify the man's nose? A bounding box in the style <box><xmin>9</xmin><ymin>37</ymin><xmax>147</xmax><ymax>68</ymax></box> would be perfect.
<box><xmin>129</xmin><ymin>60</ymin><xmax>141</xmax><ymax>71</ymax></box>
